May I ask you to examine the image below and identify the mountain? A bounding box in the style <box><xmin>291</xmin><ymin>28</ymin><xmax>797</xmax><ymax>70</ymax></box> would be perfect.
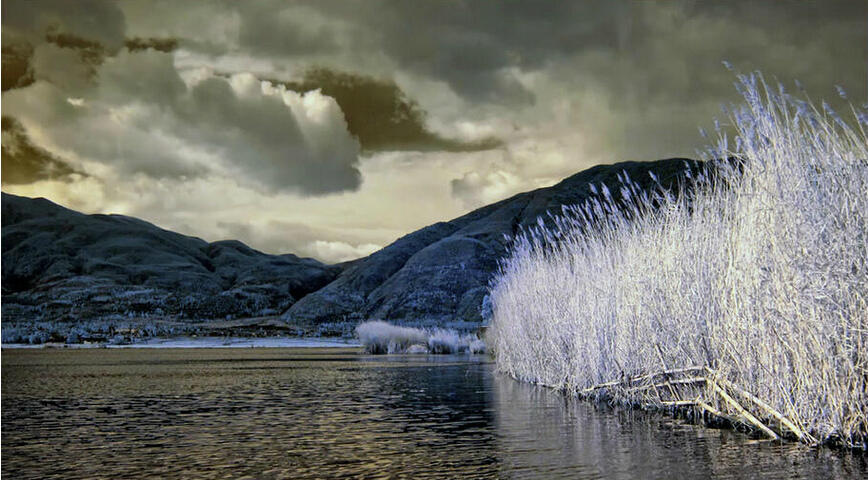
<box><xmin>1</xmin><ymin>193</ymin><xmax>341</xmax><ymax>326</ymax></box>
<box><xmin>2</xmin><ymin>157</ymin><xmax>704</xmax><ymax>339</ymax></box>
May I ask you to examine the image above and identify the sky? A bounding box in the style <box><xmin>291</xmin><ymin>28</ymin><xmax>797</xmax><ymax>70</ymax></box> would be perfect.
<box><xmin>2</xmin><ymin>1</ymin><xmax>866</xmax><ymax>263</ymax></box>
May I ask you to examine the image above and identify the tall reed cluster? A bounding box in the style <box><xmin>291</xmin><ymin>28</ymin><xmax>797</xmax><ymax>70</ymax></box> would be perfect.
<box><xmin>488</xmin><ymin>73</ymin><xmax>868</xmax><ymax>447</ymax></box>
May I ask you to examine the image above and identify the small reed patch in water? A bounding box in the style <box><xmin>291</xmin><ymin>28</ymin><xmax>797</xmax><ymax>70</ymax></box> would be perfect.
<box><xmin>355</xmin><ymin>320</ymin><xmax>485</xmax><ymax>354</ymax></box>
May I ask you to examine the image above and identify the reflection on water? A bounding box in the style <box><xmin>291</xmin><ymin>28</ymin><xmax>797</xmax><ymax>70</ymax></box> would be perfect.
<box><xmin>492</xmin><ymin>378</ymin><xmax>866</xmax><ymax>479</ymax></box>
<box><xmin>2</xmin><ymin>348</ymin><xmax>865</xmax><ymax>479</ymax></box>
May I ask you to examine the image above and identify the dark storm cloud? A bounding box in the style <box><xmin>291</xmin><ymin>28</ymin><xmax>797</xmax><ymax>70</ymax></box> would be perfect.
<box><xmin>124</xmin><ymin>37</ymin><xmax>179</xmax><ymax>53</ymax></box>
<box><xmin>284</xmin><ymin>1</ymin><xmax>628</xmax><ymax>104</ymax></box>
<box><xmin>1</xmin><ymin>40</ymin><xmax>34</xmax><ymax>91</ymax></box>
<box><xmin>274</xmin><ymin>68</ymin><xmax>501</xmax><ymax>152</ymax></box>
<box><xmin>308</xmin><ymin>0</ymin><xmax>865</xmax><ymax>105</ymax></box>
<box><xmin>1</xmin><ymin>116</ymin><xmax>84</xmax><ymax>184</ymax></box>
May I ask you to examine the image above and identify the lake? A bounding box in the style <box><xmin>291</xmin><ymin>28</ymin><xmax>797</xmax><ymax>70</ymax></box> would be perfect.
<box><xmin>2</xmin><ymin>348</ymin><xmax>865</xmax><ymax>479</ymax></box>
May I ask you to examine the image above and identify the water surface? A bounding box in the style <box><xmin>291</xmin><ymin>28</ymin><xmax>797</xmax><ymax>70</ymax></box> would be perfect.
<box><xmin>2</xmin><ymin>348</ymin><xmax>865</xmax><ymax>479</ymax></box>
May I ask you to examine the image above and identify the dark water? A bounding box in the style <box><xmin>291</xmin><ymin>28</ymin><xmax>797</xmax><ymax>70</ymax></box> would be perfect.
<box><xmin>2</xmin><ymin>348</ymin><xmax>865</xmax><ymax>479</ymax></box>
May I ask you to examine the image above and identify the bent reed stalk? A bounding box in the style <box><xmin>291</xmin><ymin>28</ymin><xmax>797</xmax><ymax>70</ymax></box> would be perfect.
<box><xmin>488</xmin><ymin>72</ymin><xmax>868</xmax><ymax>448</ymax></box>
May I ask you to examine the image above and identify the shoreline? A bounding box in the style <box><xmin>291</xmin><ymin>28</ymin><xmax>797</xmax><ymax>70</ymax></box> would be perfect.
<box><xmin>1</xmin><ymin>336</ymin><xmax>361</xmax><ymax>349</ymax></box>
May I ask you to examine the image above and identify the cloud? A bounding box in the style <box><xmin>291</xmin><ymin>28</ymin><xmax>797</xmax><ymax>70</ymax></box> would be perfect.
<box><xmin>1</xmin><ymin>0</ymin><xmax>125</xmax><ymax>90</ymax></box>
<box><xmin>1</xmin><ymin>40</ymin><xmax>34</xmax><ymax>91</ymax></box>
<box><xmin>1</xmin><ymin>0</ymin><xmax>127</xmax><ymax>50</ymax></box>
<box><xmin>293</xmin><ymin>1</ymin><xmax>624</xmax><ymax>105</ymax></box>
<box><xmin>1</xmin><ymin>115</ymin><xmax>84</xmax><ymax>184</ymax></box>
<box><xmin>309</xmin><ymin>240</ymin><xmax>380</xmax><ymax>264</ymax></box>
<box><xmin>236</xmin><ymin>3</ymin><xmax>344</xmax><ymax>56</ymax></box>
<box><xmin>172</xmin><ymin>71</ymin><xmax>363</xmax><ymax>194</ymax></box>
<box><xmin>30</xmin><ymin>42</ymin><xmax>102</xmax><ymax>92</ymax></box>
<box><xmin>2</xmin><ymin>49</ymin><xmax>363</xmax><ymax>195</ymax></box>
<box><xmin>2</xmin><ymin>33</ymin><xmax>175</xmax><ymax>95</ymax></box>
<box><xmin>124</xmin><ymin>37</ymin><xmax>178</xmax><ymax>53</ymax></box>
<box><xmin>349</xmin><ymin>1</ymin><xmax>864</xmax><ymax>106</ymax></box>
<box><xmin>215</xmin><ymin>219</ymin><xmax>381</xmax><ymax>264</ymax></box>
<box><xmin>157</xmin><ymin>1</ymin><xmax>865</xmax><ymax>166</ymax></box>
<box><xmin>450</xmin><ymin>169</ymin><xmax>524</xmax><ymax>210</ymax></box>
<box><xmin>276</xmin><ymin>68</ymin><xmax>502</xmax><ymax>152</ymax></box>
<box><xmin>447</xmin><ymin>139</ymin><xmax>593</xmax><ymax>209</ymax></box>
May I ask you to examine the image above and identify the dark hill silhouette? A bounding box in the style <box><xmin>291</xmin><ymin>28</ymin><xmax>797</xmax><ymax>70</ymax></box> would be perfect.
<box><xmin>1</xmin><ymin>193</ymin><xmax>341</xmax><ymax>324</ymax></box>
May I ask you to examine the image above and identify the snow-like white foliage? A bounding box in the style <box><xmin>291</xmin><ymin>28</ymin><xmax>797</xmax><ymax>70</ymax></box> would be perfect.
<box><xmin>427</xmin><ymin>329</ymin><xmax>485</xmax><ymax>354</ymax></box>
<box><xmin>489</xmin><ymin>73</ymin><xmax>868</xmax><ymax>447</ymax></box>
<box><xmin>468</xmin><ymin>338</ymin><xmax>486</xmax><ymax>354</ymax></box>
<box><xmin>1</xmin><ymin>317</ymin><xmax>190</xmax><ymax>345</ymax></box>
<box><xmin>405</xmin><ymin>344</ymin><xmax>429</xmax><ymax>354</ymax></box>
<box><xmin>480</xmin><ymin>295</ymin><xmax>493</xmax><ymax>325</ymax></box>
<box><xmin>354</xmin><ymin>320</ymin><xmax>486</xmax><ymax>354</ymax></box>
<box><xmin>355</xmin><ymin>321</ymin><xmax>428</xmax><ymax>354</ymax></box>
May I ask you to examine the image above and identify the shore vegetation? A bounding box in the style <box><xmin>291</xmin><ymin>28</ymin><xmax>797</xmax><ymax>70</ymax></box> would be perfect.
<box><xmin>488</xmin><ymin>72</ymin><xmax>868</xmax><ymax>448</ymax></box>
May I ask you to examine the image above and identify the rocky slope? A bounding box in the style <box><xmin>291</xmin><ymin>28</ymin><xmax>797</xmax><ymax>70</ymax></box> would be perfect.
<box><xmin>2</xmin><ymin>157</ymin><xmax>705</xmax><ymax>338</ymax></box>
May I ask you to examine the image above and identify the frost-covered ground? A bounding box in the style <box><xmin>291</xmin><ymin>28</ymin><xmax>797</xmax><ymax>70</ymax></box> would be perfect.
<box><xmin>1</xmin><ymin>336</ymin><xmax>359</xmax><ymax>349</ymax></box>
<box><xmin>0</xmin><ymin>316</ymin><xmax>360</xmax><ymax>346</ymax></box>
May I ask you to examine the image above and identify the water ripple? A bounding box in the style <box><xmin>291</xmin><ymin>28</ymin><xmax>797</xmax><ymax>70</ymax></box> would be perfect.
<box><xmin>2</xmin><ymin>348</ymin><xmax>865</xmax><ymax>479</ymax></box>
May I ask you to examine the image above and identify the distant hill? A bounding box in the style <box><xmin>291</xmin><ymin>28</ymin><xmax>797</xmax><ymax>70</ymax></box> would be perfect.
<box><xmin>2</xmin><ymin>157</ymin><xmax>704</xmax><ymax>334</ymax></box>
<box><xmin>1</xmin><ymin>193</ymin><xmax>341</xmax><ymax>325</ymax></box>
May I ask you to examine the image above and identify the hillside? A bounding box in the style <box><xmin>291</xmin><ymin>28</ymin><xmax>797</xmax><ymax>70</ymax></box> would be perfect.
<box><xmin>1</xmin><ymin>193</ymin><xmax>341</xmax><ymax>326</ymax></box>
